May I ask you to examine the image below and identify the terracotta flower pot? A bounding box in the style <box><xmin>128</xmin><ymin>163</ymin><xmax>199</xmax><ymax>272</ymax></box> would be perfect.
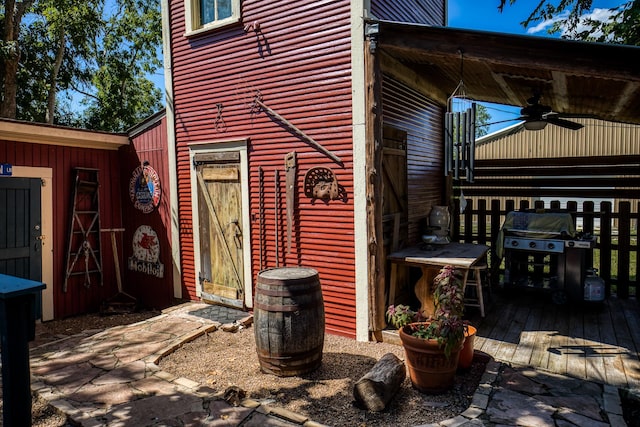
<box><xmin>458</xmin><ymin>325</ymin><xmax>477</xmax><ymax>370</ymax></box>
<box><xmin>398</xmin><ymin>323</ymin><xmax>463</xmax><ymax>394</ymax></box>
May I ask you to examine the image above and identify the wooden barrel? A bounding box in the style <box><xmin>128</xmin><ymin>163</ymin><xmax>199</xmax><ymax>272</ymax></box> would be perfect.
<box><xmin>254</xmin><ymin>267</ymin><xmax>325</xmax><ymax>376</ymax></box>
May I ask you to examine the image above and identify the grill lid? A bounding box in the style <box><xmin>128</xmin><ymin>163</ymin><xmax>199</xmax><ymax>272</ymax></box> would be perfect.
<box><xmin>496</xmin><ymin>211</ymin><xmax>577</xmax><ymax>258</ymax></box>
<box><xmin>504</xmin><ymin>211</ymin><xmax>576</xmax><ymax>237</ymax></box>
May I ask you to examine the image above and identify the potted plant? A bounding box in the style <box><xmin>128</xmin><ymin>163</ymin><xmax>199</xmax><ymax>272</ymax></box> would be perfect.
<box><xmin>386</xmin><ymin>265</ymin><xmax>468</xmax><ymax>393</ymax></box>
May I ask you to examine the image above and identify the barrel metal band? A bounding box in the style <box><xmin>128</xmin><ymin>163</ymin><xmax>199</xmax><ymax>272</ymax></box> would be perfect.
<box><xmin>257</xmin><ymin>345</ymin><xmax>323</xmax><ymax>361</ymax></box>
<box><xmin>254</xmin><ymin>302</ymin><xmax>316</xmax><ymax>312</ymax></box>
<box><xmin>257</xmin><ymin>287</ymin><xmax>317</xmax><ymax>297</ymax></box>
<box><xmin>257</xmin><ymin>275</ymin><xmax>318</xmax><ymax>287</ymax></box>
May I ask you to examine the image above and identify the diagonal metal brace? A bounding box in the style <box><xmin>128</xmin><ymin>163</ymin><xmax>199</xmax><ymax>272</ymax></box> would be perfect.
<box><xmin>254</xmin><ymin>96</ymin><xmax>343</xmax><ymax>166</ymax></box>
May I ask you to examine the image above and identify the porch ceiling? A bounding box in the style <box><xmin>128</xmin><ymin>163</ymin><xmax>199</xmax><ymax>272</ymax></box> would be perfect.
<box><xmin>371</xmin><ymin>20</ymin><xmax>640</xmax><ymax>125</ymax></box>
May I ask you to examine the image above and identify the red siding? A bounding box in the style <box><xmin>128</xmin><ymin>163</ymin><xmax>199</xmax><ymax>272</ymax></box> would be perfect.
<box><xmin>121</xmin><ymin>114</ymin><xmax>175</xmax><ymax>309</ymax></box>
<box><xmin>169</xmin><ymin>0</ymin><xmax>356</xmax><ymax>337</ymax></box>
<box><xmin>371</xmin><ymin>0</ymin><xmax>445</xmax><ymax>25</ymax></box>
<box><xmin>382</xmin><ymin>76</ymin><xmax>445</xmax><ymax>243</ymax></box>
<box><xmin>0</xmin><ymin>139</ymin><xmax>124</xmax><ymax>319</ymax></box>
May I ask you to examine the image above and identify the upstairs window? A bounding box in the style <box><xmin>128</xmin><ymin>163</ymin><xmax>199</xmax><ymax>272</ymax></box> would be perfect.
<box><xmin>185</xmin><ymin>0</ymin><xmax>240</xmax><ymax>35</ymax></box>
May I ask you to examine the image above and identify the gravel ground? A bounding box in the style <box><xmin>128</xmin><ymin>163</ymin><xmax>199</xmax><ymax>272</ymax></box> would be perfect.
<box><xmin>10</xmin><ymin>309</ymin><xmax>485</xmax><ymax>426</ymax></box>
<box><xmin>158</xmin><ymin>325</ymin><xmax>488</xmax><ymax>427</ymax></box>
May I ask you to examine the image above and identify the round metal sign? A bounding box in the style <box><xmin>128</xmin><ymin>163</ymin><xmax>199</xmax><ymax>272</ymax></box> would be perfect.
<box><xmin>129</xmin><ymin>162</ymin><xmax>161</xmax><ymax>213</ymax></box>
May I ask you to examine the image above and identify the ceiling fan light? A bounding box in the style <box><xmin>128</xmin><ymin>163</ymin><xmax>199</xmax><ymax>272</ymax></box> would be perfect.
<box><xmin>524</xmin><ymin>120</ymin><xmax>548</xmax><ymax>131</ymax></box>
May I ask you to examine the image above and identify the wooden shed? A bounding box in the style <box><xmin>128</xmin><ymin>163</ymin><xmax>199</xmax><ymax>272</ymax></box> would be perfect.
<box><xmin>0</xmin><ymin>119</ymin><xmax>128</xmax><ymax>320</ymax></box>
<box><xmin>0</xmin><ymin>114</ymin><xmax>176</xmax><ymax>321</ymax></box>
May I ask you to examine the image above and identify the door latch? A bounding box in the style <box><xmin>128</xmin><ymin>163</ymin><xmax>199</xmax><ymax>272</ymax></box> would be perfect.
<box><xmin>34</xmin><ymin>224</ymin><xmax>45</xmax><ymax>249</ymax></box>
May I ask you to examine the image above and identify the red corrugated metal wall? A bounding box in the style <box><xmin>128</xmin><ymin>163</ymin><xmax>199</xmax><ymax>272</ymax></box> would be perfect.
<box><xmin>382</xmin><ymin>76</ymin><xmax>445</xmax><ymax>243</ymax></box>
<box><xmin>371</xmin><ymin>0</ymin><xmax>445</xmax><ymax>25</ymax></box>
<box><xmin>169</xmin><ymin>0</ymin><xmax>356</xmax><ymax>337</ymax></box>
<box><xmin>0</xmin><ymin>139</ymin><xmax>123</xmax><ymax>319</ymax></box>
<box><xmin>120</xmin><ymin>114</ymin><xmax>175</xmax><ymax>310</ymax></box>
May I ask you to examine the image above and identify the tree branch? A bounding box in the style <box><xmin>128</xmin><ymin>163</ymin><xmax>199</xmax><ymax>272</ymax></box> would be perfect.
<box><xmin>69</xmin><ymin>81</ymin><xmax>99</xmax><ymax>102</ymax></box>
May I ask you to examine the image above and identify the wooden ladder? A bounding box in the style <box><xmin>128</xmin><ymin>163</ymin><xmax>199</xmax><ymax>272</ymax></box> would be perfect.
<box><xmin>64</xmin><ymin>168</ymin><xmax>102</xmax><ymax>292</ymax></box>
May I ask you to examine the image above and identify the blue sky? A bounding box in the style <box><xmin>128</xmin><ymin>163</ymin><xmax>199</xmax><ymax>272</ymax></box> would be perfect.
<box><xmin>446</xmin><ymin>0</ymin><xmax>622</xmax><ymax>133</ymax></box>
<box><xmin>448</xmin><ymin>0</ymin><xmax>621</xmax><ymax>38</ymax></box>
<box><xmin>448</xmin><ymin>0</ymin><xmax>541</xmax><ymax>34</ymax></box>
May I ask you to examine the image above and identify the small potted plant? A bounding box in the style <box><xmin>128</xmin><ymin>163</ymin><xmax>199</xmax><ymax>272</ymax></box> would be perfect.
<box><xmin>386</xmin><ymin>265</ymin><xmax>467</xmax><ymax>393</ymax></box>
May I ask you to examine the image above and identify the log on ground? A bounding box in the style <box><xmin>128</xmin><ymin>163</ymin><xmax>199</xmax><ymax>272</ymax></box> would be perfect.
<box><xmin>353</xmin><ymin>352</ymin><xmax>406</xmax><ymax>411</ymax></box>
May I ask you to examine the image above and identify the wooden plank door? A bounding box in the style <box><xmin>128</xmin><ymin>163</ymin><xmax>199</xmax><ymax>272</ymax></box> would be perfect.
<box><xmin>382</xmin><ymin>126</ymin><xmax>408</xmax><ymax>309</ymax></box>
<box><xmin>195</xmin><ymin>154</ymin><xmax>244</xmax><ymax>306</ymax></box>
<box><xmin>0</xmin><ymin>177</ymin><xmax>43</xmax><ymax>315</ymax></box>
<box><xmin>382</xmin><ymin>126</ymin><xmax>408</xmax><ymax>246</ymax></box>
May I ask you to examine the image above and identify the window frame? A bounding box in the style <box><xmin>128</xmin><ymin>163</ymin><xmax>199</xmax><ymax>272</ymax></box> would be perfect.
<box><xmin>184</xmin><ymin>0</ymin><xmax>241</xmax><ymax>36</ymax></box>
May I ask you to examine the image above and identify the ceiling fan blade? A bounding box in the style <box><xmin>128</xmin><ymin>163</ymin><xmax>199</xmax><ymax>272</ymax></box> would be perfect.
<box><xmin>546</xmin><ymin>116</ymin><xmax>584</xmax><ymax>130</ymax></box>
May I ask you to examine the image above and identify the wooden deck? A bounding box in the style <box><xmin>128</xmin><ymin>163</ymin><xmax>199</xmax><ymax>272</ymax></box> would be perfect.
<box><xmin>470</xmin><ymin>289</ymin><xmax>640</xmax><ymax>390</ymax></box>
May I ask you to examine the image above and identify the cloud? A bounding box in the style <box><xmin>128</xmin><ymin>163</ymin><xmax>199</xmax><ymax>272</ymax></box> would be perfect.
<box><xmin>526</xmin><ymin>11</ymin><xmax>569</xmax><ymax>34</ymax></box>
<box><xmin>526</xmin><ymin>19</ymin><xmax>555</xmax><ymax>34</ymax></box>
<box><xmin>572</xmin><ymin>8</ymin><xmax>617</xmax><ymax>38</ymax></box>
<box><xmin>526</xmin><ymin>7</ymin><xmax>617</xmax><ymax>38</ymax></box>
<box><xmin>587</xmin><ymin>7</ymin><xmax>617</xmax><ymax>22</ymax></box>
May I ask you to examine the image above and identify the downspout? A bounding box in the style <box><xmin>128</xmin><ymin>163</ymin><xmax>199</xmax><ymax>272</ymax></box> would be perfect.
<box><xmin>444</xmin><ymin>0</ymin><xmax>449</xmax><ymax>26</ymax></box>
<box><xmin>160</xmin><ymin>0</ymin><xmax>182</xmax><ymax>299</ymax></box>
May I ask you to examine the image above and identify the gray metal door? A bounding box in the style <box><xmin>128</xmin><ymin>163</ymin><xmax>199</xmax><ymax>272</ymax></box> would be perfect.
<box><xmin>0</xmin><ymin>178</ymin><xmax>42</xmax><ymax>282</ymax></box>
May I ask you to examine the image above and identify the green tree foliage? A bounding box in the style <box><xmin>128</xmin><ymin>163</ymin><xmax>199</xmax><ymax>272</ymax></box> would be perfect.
<box><xmin>15</xmin><ymin>1</ymin><xmax>100</xmax><ymax>123</ymax></box>
<box><xmin>499</xmin><ymin>0</ymin><xmax>639</xmax><ymax>45</ymax></box>
<box><xmin>1</xmin><ymin>0</ymin><xmax>162</xmax><ymax>131</ymax></box>
<box><xmin>475</xmin><ymin>104</ymin><xmax>491</xmax><ymax>137</ymax></box>
<box><xmin>451</xmin><ymin>100</ymin><xmax>492</xmax><ymax>138</ymax></box>
<box><xmin>78</xmin><ymin>0</ymin><xmax>162</xmax><ymax>131</ymax></box>
<box><xmin>0</xmin><ymin>0</ymin><xmax>33</xmax><ymax>118</ymax></box>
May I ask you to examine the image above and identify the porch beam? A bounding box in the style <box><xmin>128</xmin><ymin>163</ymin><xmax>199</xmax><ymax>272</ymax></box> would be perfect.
<box><xmin>378</xmin><ymin>50</ymin><xmax>448</xmax><ymax>105</ymax></box>
<box><xmin>472</xmin><ymin>165</ymin><xmax>640</xmax><ymax>177</ymax></box>
<box><xmin>475</xmin><ymin>155</ymin><xmax>640</xmax><ymax>168</ymax></box>
<box><xmin>458</xmin><ymin>188</ymin><xmax>639</xmax><ymax>199</ymax></box>
<box><xmin>466</xmin><ymin>177</ymin><xmax>640</xmax><ymax>187</ymax></box>
<box><xmin>376</xmin><ymin>24</ymin><xmax>640</xmax><ymax>82</ymax></box>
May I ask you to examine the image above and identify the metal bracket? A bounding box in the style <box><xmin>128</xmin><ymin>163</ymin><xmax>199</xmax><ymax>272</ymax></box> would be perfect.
<box><xmin>365</xmin><ymin>23</ymin><xmax>379</xmax><ymax>53</ymax></box>
<box><xmin>365</xmin><ymin>22</ymin><xmax>379</xmax><ymax>37</ymax></box>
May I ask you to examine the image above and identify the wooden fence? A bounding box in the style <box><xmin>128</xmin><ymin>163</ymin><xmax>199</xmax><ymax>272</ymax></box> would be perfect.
<box><xmin>452</xmin><ymin>198</ymin><xmax>638</xmax><ymax>298</ymax></box>
<box><xmin>452</xmin><ymin>155</ymin><xmax>640</xmax><ymax>299</ymax></box>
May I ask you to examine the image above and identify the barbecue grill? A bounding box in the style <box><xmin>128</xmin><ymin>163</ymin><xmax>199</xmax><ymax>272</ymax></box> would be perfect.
<box><xmin>498</xmin><ymin>211</ymin><xmax>596</xmax><ymax>303</ymax></box>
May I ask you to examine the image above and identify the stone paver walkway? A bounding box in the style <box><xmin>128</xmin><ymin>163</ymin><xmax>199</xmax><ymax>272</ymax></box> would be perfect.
<box><xmin>479</xmin><ymin>363</ymin><xmax>627</xmax><ymax>427</ymax></box>
<box><xmin>29</xmin><ymin>303</ymin><xmax>320</xmax><ymax>426</ymax></box>
<box><xmin>23</xmin><ymin>302</ymin><xmax>631</xmax><ymax>426</ymax></box>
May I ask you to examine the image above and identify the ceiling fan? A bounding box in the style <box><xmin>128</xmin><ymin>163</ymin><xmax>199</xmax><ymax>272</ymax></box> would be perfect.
<box><xmin>518</xmin><ymin>94</ymin><xmax>584</xmax><ymax>131</ymax></box>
